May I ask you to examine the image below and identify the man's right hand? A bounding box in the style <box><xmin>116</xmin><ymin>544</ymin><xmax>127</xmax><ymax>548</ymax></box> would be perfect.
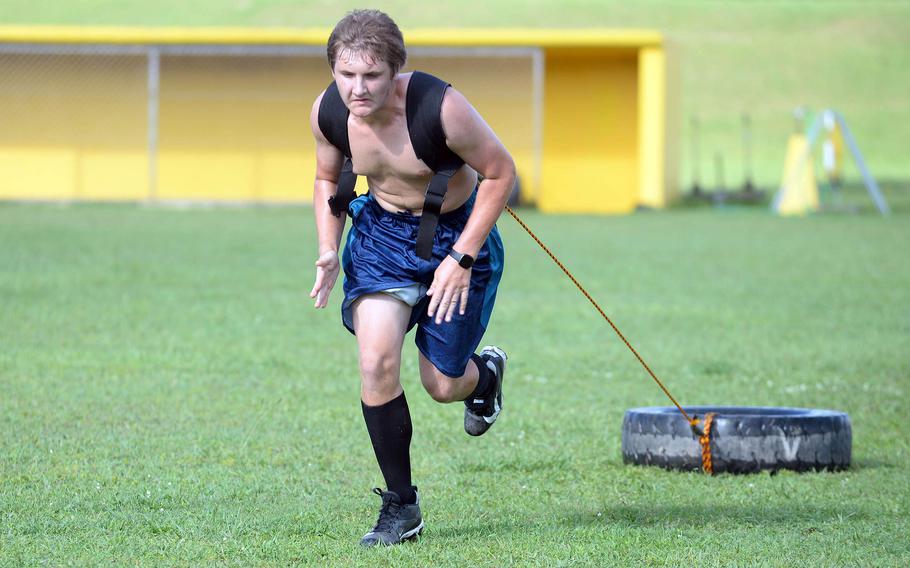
<box><xmin>310</xmin><ymin>250</ymin><xmax>340</xmax><ymax>308</ymax></box>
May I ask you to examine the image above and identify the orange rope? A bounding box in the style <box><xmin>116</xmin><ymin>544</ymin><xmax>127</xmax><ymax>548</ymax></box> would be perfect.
<box><xmin>504</xmin><ymin>205</ymin><xmax>697</xmax><ymax>428</ymax></box>
<box><xmin>698</xmin><ymin>412</ymin><xmax>717</xmax><ymax>474</ymax></box>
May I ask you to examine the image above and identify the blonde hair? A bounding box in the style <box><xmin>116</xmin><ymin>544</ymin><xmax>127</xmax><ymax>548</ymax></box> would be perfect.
<box><xmin>327</xmin><ymin>9</ymin><xmax>407</xmax><ymax>75</ymax></box>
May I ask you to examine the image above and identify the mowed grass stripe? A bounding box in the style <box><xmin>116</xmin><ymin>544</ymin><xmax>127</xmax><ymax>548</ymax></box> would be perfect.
<box><xmin>1</xmin><ymin>202</ymin><xmax>908</xmax><ymax>566</ymax></box>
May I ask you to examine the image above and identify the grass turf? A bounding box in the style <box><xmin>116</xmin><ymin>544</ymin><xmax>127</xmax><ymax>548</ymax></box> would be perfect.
<box><xmin>1</xmin><ymin>189</ymin><xmax>909</xmax><ymax>566</ymax></box>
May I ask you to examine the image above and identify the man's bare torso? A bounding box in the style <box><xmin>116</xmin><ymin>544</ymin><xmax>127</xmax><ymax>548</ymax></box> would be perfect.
<box><xmin>346</xmin><ymin>72</ymin><xmax>477</xmax><ymax>215</ymax></box>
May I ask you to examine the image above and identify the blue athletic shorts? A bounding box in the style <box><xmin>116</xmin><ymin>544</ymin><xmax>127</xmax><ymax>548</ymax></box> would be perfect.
<box><xmin>341</xmin><ymin>192</ymin><xmax>505</xmax><ymax>378</ymax></box>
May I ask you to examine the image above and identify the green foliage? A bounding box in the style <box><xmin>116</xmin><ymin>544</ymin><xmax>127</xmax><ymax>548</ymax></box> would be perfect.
<box><xmin>1</xmin><ymin>199</ymin><xmax>909</xmax><ymax>565</ymax></box>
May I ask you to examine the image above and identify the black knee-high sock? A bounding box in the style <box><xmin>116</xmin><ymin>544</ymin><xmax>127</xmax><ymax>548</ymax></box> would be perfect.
<box><xmin>465</xmin><ymin>353</ymin><xmax>494</xmax><ymax>401</ymax></box>
<box><xmin>361</xmin><ymin>392</ymin><xmax>415</xmax><ymax>504</ymax></box>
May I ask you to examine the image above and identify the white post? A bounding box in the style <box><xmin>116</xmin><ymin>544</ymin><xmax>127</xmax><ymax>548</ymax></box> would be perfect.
<box><xmin>147</xmin><ymin>47</ymin><xmax>160</xmax><ymax>202</ymax></box>
<box><xmin>531</xmin><ymin>47</ymin><xmax>545</xmax><ymax>204</ymax></box>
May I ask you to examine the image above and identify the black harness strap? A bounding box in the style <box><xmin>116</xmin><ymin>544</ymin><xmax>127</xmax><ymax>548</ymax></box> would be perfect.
<box><xmin>317</xmin><ymin>82</ymin><xmax>356</xmax><ymax>218</ymax></box>
<box><xmin>317</xmin><ymin>71</ymin><xmax>465</xmax><ymax>256</ymax></box>
<box><xmin>327</xmin><ymin>157</ymin><xmax>356</xmax><ymax>218</ymax></box>
<box><xmin>406</xmin><ymin>72</ymin><xmax>465</xmax><ymax>259</ymax></box>
<box><xmin>415</xmin><ymin>167</ymin><xmax>455</xmax><ymax>259</ymax></box>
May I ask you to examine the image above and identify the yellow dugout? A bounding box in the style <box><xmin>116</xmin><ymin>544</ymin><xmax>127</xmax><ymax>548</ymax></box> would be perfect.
<box><xmin>0</xmin><ymin>26</ymin><xmax>674</xmax><ymax>213</ymax></box>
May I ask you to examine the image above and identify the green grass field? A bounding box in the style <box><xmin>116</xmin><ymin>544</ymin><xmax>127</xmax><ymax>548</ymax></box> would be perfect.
<box><xmin>3</xmin><ymin>0</ymin><xmax>909</xmax><ymax>186</ymax></box>
<box><xmin>2</xmin><ymin>190</ymin><xmax>909</xmax><ymax>565</ymax></box>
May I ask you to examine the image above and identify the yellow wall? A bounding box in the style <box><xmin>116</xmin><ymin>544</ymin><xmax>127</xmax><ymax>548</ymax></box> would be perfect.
<box><xmin>157</xmin><ymin>55</ymin><xmax>319</xmax><ymax>201</ymax></box>
<box><xmin>0</xmin><ymin>27</ymin><xmax>668</xmax><ymax>210</ymax></box>
<box><xmin>637</xmin><ymin>47</ymin><xmax>666</xmax><ymax>208</ymax></box>
<box><xmin>538</xmin><ymin>50</ymin><xmax>639</xmax><ymax>213</ymax></box>
<box><xmin>0</xmin><ymin>54</ymin><xmax>538</xmax><ymax>204</ymax></box>
<box><xmin>408</xmin><ymin>55</ymin><xmax>536</xmax><ymax>203</ymax></box>
<box><xmin>0</xmin><ymin>53</ymin><xmax>148</xmax><ymax>200</ymax></box>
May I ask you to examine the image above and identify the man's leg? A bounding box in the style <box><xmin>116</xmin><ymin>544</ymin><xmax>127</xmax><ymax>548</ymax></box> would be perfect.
<box><xmin>353</xmin><ymin>294</ymin><xmax>424</xmax><ymax>547</ymax></box>
<box><xmin>352</xmin><ymin>294</ymin><xmax>414</xmax><ymax>501</ymax></box>
<box><xmin>418</xmin><ymin>347</ymin><xmax>507</xmax><ymax>437</ymax></box>
<box><xmin>418</xmin><ymin>352</ymin><xmax>479</xmax><ymax>403</ymax></box>
<box><xmin>415</xmin><ymin>217</ymin><xmax>506</xmax><ymax>434</ymax></box>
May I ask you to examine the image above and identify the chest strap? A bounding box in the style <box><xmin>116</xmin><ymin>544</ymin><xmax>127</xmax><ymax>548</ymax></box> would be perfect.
<box><xmin>327</xmin><ymin>157</ymin><xmax>356</xmax><ymax>218</ymax></box>
<box><xmin>318</xmin><ymin>72</ymin><xmax>465</xmax><ymax>260</ymax></box>
<box><xmin>406</xmin><ymin>71</ymin><xmax>465</xmax><ymax>260</ymax></box>
<box><xmin>327</xmin><ymin>159</ymin><xmax>455</xmax><ymax>262</ymax></box>
<box><xmin>415</xmin><ymin>168</ymin><xmax>457</xmax><ymax>259</ymax></box>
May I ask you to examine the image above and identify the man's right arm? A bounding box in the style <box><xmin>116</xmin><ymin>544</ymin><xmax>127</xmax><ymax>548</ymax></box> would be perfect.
<box><xmin>309</xmin><ymin>92</ymin><xmax>347</xmax><ymax>309</ymax></box>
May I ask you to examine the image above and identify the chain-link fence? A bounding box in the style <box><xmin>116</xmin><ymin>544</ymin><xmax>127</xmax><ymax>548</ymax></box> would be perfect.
<box><xmin>0</xmin><ymin>41</ymin><xmax>540</xmax><ymax>204</ymax></box>
<box><xmin>0</xmin><ymin>43</ymin><xmax>326</xmax><ymax>202</ymax></box>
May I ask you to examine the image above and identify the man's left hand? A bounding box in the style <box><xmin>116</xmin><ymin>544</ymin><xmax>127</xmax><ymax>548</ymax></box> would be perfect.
<box><xmin>426</xmin><ymin>256</ymin><xmax>471</xmax><ymax>324</ymax></box>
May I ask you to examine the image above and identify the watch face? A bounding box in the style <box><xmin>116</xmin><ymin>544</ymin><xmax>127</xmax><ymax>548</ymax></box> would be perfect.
<box><xmin>450</xmin><ymin>250</ymin><xmax>475</xmax><ymax>268</ymax></box>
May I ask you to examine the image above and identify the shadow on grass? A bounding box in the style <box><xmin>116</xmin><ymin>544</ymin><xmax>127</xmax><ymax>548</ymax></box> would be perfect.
<box><xmin>850</xmin><ymin>458</ymin><xmax>899</xmax><ymax>471</ymax></box>
<box><xmin>458</xmin><ymin>456</ymin><xmax>569</xmax><ymax>474</ymax></box>
<box><xmin>566</xmin><ymin>502</ymin><xmax>868</xmax><ymax>528</ymax></box>
<box><xmin>428</xmin><ymin>502</ymin><xmax>867</xmax><ymax>541</ymax></box>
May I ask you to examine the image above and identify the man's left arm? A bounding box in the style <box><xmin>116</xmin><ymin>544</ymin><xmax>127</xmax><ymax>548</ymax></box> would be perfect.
<box><xmin>425</xmin><ymin>87</ymin><xmax>516</xmax><ymax>324</ymax></box>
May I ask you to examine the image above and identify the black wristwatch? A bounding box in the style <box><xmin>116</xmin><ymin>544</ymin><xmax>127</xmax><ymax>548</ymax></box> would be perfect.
<box><xmin>448</xmin><ymin>249</ymin><xmax>475</xmax><ymax>269</ymax></box>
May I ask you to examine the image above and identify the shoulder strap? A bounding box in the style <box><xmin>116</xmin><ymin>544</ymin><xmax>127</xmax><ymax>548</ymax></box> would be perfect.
<box><xmin>406</xmin><ymin>71</ymin><xmax>464</xmax><ymax>172</ymax></box>
<box><xmin>406</xmin><ymin>71</ymin><xmax>465</xmax><ymax>259</ymax></box>
<box><xmin>318</xmin><ymin>81</ymin><xmax>356</xmax><ymax>217</ymax></box>
<box><xmin>317</xmin><ymin>81</ymin><xmax>351</xmax><ymax>158</ymax></box>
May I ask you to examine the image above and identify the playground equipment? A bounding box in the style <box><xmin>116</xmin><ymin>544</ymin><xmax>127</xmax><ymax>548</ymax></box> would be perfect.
<box><xmin>773</xmin><ymin>108</ymin><xmax>889</xmax><ymax>216</ymax></box>
<box><xmin>687</xmin><ymin>113</ymin><xmax>765</xmax><ymax>206</ymax></box>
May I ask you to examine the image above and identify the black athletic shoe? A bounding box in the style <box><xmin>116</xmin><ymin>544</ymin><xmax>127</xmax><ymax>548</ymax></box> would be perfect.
<box><xmin>464</xmin><ymin>346</ymin><xmax>507</xmax><ymax>437</ymax></box>
<box><xmin>359</xmin><ymin>487</ymin><xmax>424</xmax><ymax>547</ymax></box>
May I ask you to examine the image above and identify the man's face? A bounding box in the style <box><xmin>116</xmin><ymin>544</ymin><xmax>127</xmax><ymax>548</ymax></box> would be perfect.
<box><xmin>332</xmin><ymin>50</ymin><xmax>395</xmax><ymax>118</ymax></box>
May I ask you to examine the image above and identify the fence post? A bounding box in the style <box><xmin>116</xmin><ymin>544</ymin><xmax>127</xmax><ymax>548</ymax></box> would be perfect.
<box><xmin>147</xmin><ymin>47</ymin><xmax>160</xmax><ymax>202</ymax></box>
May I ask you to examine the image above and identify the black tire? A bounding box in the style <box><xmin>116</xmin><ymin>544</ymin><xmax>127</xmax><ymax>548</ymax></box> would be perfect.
<box><xmin>621</xmin><ymin>406</ymin><xmax>852</xmax><ymax>474</ymax></box>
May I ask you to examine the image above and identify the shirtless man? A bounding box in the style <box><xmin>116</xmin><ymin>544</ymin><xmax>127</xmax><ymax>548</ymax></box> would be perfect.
<box><xmin>308</xmin><ymin>10</ymin><xmax>515</xmax><ymax>547</ymax></box>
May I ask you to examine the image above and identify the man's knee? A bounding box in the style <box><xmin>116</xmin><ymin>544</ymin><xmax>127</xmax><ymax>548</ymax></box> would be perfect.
<box><xmin>421</xmin><ymin>367</ymin><xmax>462</xmax><ymax>403</ymax></box>
<box><xmin>359</xmin><ymin>351</ymin><xmax>401</xmax><ymax>387</ymax></box>
<box><xmin>424</xmin><ymin>380</ymin><xmax>462</xmax><ymax>403</ymax></box>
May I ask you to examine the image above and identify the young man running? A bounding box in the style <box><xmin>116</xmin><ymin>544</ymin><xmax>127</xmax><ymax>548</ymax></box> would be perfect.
<box><xmin>308</xmin><ymin>9</ymin><xmax>514</xmax><ymax>547</ymax></box>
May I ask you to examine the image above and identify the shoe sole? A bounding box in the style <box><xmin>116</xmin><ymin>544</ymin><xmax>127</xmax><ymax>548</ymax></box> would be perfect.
<box><xmin>401</xmin><ymin>521</ymin><xmax>424</xmax><ymax>541</ymax></box>
<box><xmin>361</xmin><ymin>521</ymin><xmax>424</xmax><ymax>547</ymax></box>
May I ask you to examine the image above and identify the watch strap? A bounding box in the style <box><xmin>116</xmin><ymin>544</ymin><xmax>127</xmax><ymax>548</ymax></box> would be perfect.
<box><xmin>448</xmin><ymin>249</ymin><xmax>475</xmax><ymax>268</ymax></box>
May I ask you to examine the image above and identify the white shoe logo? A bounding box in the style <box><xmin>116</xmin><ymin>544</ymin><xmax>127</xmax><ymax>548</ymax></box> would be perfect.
<box><xmin>483</xmin><ymin>401</ymin><xmax>501</xmax><ymax>424</ymax></box>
